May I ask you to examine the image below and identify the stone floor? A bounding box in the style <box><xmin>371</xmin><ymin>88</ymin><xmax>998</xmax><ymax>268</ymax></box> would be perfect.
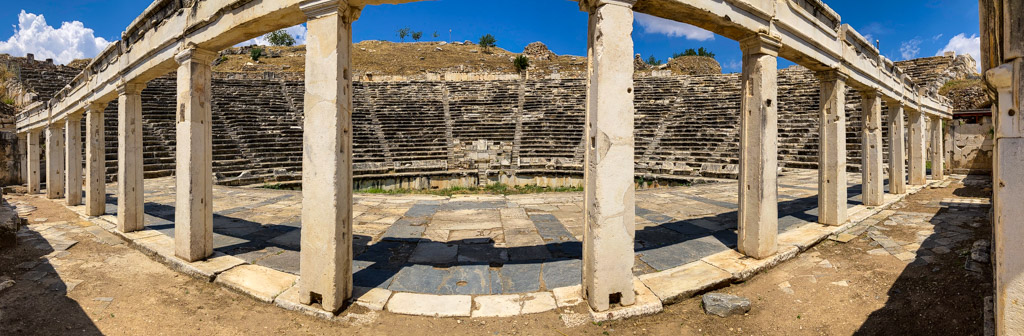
<box><xmin>95</xmin><ymin>169</ymin><xmax>880</xmax><ymax>295</ymax></box>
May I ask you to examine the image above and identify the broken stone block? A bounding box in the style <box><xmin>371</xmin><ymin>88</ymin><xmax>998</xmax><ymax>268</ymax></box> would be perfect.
<box><xmin>701</xmin><ymin>293</ymin><xmax>751</xmax><ymax>317</ymax></box>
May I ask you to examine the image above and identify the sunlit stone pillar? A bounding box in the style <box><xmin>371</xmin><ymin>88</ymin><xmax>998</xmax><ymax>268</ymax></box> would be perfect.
<box><xmin>988</xmin><ymin>58</ymin><xmax>1024</xmax><ymax>336</ymax></box>
<box><xmin>816</xmin><ymin>70</ymin><xmax>847</xmax><ymax>226</ymax></box>
<box><xmin>117</xmin><ymin>83</ymin><xmax>146</xmax><ymax>233</ymax></box>
<box><xmin>930</xmin><ymin>116</ymin><xmax>945</xmax><ymax>180</ymax></box>
<box><xmin>297</xmin><ymin>0</ymin><xmax>361</xmax><ymax>313</ymax></box>
<box><xmin>907</xmin><ymin>108</ymin><xmax>927</xmax><ymax>185</ymax></box>
<box><xmin>26</xmin><ymin>130</ymin><xmax>39</xmax><ymax>194</ymax></box>
<box><xmin>65</xmin><ymin>112</ymin><xmax>83</xmax><ymax>206</ymax></box>
<box><xmin>85</xmin><ymin>102</ymin><xmax>109</xmax><ymax>216</ymax></box>
<box><xmin>45</xmin><ymin>121</ymin><xmax>65</xmax><ymax>199</ymax></box>
<box><xmin>860</xmin><ymin>90</ymin><xmax>884</xmax><ymax>206</ymax></box>
<box><xmin>737</xmin><ymin>32</ymin><xmax>781</xmax><ymax>259</ymax></box>
<box><xmin>173</xmin><ymin>47</ymin><xmax>216</xmax><ymax>262</ymax></box>
<box><xmin>885</xmin><ymin>100</ymin><xmax>907</xmax><ymax>194</ymax></box>
<box><xmin>579</xmin><ymin>0</ymin><xmax>637</xmax><ymax>312</ymax></box>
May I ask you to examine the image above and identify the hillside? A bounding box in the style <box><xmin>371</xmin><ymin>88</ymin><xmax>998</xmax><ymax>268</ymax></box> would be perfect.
<box><xmin>213</xmin><ymin>40</ymin><xmax>589</xmax><ymax>78</ymax></box>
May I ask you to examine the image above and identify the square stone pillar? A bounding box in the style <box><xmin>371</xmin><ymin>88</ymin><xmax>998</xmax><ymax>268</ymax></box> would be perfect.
<box><xmin>860</xmin><ymin>90</ymin><xmax>884</xmax><ymax>206</ymax></box>
<box><xmin>65</xmin><ymin>112</ymin><xmax>84</xmax><ymax>206</ymax></box>
<box><xmin>816</xmin><ymin>70</ymin><xmax>848</xmax><ymax>226</ymax></box>
<box><xmin>737</xmin><ymin>32</ymin><xmax>781</xmax><ymax>259</ymax></box>
<box><xmin>579</xmin><ymin>0</ymin><xmax>637</xmax><ymax>312</ymax></box>
<box><xmin>907</xmin><ymin>108</ymin><xmax>927</xmax><ymax>185</ymax></box>
<box><xmin>117</xmin><ymin>83</ymin><xmax>147</xmax><ymax>233</ymax></box>
<box><xmin>174</xmin><ymin>47</ymin><xmax>217</xmax><ymax>262</ymax></box>
<box><xmin>885</xmin><ymin>101</ymin><xmax>907</xmax><ymax>194</ymax></box>
<box><xmin>86</xmin><ymin>102</ymin><xmax>109</xmax><ymax>216</ymax></box>
<box><xmin>297</xmin><ymin>0</ymin><xmax>361</xmax><ymax>313</ymax></box>
<box><xmin>26</xmin><ymin>130</ymin><xmax>40</xmax><ymax>194</ymax></box>
<box><xmin>988</xmin><ymin>60</ymin><xmax>1024</xmax><ymax>336</ymax></box>
<box><xmin>930</xmin><ymin>116</ymin><xmax>945</xmax><ymax>180</ymax></box>
<box><xmin>45</xmin><ymin>121</ymin><xmax>65</xmax><ymax>199</ymax></box>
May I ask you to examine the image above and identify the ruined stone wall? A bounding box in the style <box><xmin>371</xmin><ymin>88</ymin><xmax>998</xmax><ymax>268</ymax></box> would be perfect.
<box><xmin>948</xmin><ymin>116</ymin><xmax>994</xmax><ymax>174</ymax></box>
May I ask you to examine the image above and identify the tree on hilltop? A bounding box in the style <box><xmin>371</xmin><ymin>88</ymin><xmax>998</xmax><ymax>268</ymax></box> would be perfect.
<box><xmin>412</xmin><ymin>31</ymin><xmax>423</xmax><ymax>41</ymax></box>
<box><xmin>479</xmin><ymin>34</ymin><xmax>497</xmax><ymax>53</ymax></box>
<box><xmin>397</xmin><ymin>27</ymin><xmax>411</xmax><ymax>41</ymax></box>
<box><xmin>266</xmin><ymin>30</ymin><xmax>296</xmax><ymax>46</ymax></box>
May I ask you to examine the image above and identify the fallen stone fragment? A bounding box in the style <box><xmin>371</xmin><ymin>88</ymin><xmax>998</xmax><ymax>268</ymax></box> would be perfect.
<box><xmin>830</xmin><ymin>280</ymin><xmax>849</xmax><ymax>287</ymax></box>
<box><xmin>829</xmin><ymin>233</ymin><xmax>857</xmax><ymax>243</ymax></box>
<box><xmin>965</xmin><ymin>260</ymin><xmax>985</xmax><ymax>273</ymax></box>
<box><xmin>971</xmin><ymin>240</ymin><xmax>991</xmax><ymax>263</ymax></box>
<box><xmin>702</xmin><ymin>293</ymin><xmax>751</xmax><ymax>317</ymax></box>
<box><xmin>0</xmin><ymin>279</ymin><xmax>14</xmax><ymax>293</ymax></box>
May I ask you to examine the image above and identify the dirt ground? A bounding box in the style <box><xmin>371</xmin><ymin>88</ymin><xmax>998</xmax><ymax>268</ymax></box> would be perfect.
<box><xmin>0</xmin><ymin>177</ymin><xmax>992</xmax><ymax>335</ymax></box>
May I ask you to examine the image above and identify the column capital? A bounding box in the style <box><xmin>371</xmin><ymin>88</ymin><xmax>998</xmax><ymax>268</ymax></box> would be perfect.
<box><xmin>815</xmin><ymin>68</ymin><xmax>849</xmax><ymax>82</ymax></box>
<box><xmin>300</xmin><ymin>0</ymin><xmax>362</xmax><ymax>22</ymax></box>
<box><xmin>860</xmin><ymin>89</ymin><xmax>882</xmax><ymax>99</ymax></box>
<box><xmin>87</xmin><ymin>101</ymin><xmax>109</xmax><ymax>113</ymax></box>
<box><xmin>175</xmin><ymin>46</ymin><xmax>219</xmax><ymax>65</ymax></box>
<box><xmin>579</xmin><ymin>0</ymin><xmax>637</xmax><ymax>13</ymax></box>
<box><xmin>16</xmin><ymin>132</ymin><xmax>26</xmax><ymax>139</ymax></box>
<box><xmin>739</xmin><ymin>32</ymin><xmax>782</xmax><ymax>57</ymax></box>
<box><xmin>116</xmin><ymin>82</ymin><xmax>147</xmax><ymax>95</ymax></box>
<box><xmin>67</xmin><ymin>110</ymin><xmax>85</xmax><ymax>121</ymax></box>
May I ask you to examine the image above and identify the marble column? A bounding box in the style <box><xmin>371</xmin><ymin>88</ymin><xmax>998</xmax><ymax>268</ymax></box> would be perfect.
<box><xmin>737</xmin><ymin>32</ymin><xmax>781</xmax><ymax>259</ymax></box>
<box><xmin>45</xmin><ymin>121</ymin><xmax>65</xmax><ymax>199</ymax></box>
<box><xmin>297</xmin><ymin>0</ymin><xmax>361</xmax><ymax>313</ymax></box>
<box><xmin>16</xmin><ymin>132</ymin><xmax>26</xmax><ymax>185</ymax></box>
<box><xmin>86</xmin><ymin>102</ymin><xmax>109</xmax><ymax>216</ymax></box>
<box><xmin>907</xmin><ymin>108</ymin><xmax>927</xmax><ymax>185</ymax></box>
<box><xmin>579</xmin><ymin>0</ymin><xmax>637</xmax><ymax>312</ymax></box>
<box><xmin>816</xmin><ymin>70</ymin><xmax>848</xmax><ymax>226</ymax></box>
<box><xmin>65</xmin><ymin>112</ymin><xmax>83</xmax><ymax>206</ymax></box>
<box><xmin>930</xmin><ymin>116</ymin><xmax>945</xmax><ymax>180</ymax></box>
<box><xmin>885</xmin><ymin>100</ymin><xmax>907</xmax><ymax>194</ymax></box>
<box><xmin>117</xmin><ymin>83</ymin><xmax>146</xmax><ymax>233</ymax></box>
<box><xmin>860</xmin><ymin>90</ymin><xmax>884</xmax><ymax>206</ymax></box>
<box><xmin>26</xmin><ymin>131</ymin><xmax>39</xmax><ymax>194</ymax></box>
<box><xmin>174</xmin><ymin>47</ymin><xmax>217</xmax><ymax>262</ymax></box>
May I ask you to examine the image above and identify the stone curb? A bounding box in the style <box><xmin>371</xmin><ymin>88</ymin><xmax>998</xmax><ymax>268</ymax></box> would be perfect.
<box><xmin>46</xmin><ymin>178</ymin><xmax>938</xmax><ymax>322</ymax></box>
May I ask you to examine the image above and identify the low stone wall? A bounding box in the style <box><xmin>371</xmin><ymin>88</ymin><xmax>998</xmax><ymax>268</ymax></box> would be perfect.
<box><xmin>948</xmin><ymin>116</ymin><xmax>994</xmax><ymax>174</ymax></box>
<box><xmin>0</xmin><ymin>196</ymin><xmax>22</xmax><ymax>249</ymax></box>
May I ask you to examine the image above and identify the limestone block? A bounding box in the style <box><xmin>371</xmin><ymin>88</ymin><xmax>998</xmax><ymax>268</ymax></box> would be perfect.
<box><xmin>816</xmin><ymin>70</ymin><xmax>848</xmax><ymax>226</ymax></box>
<box><xmin>45</xmin><ymin>122</ymin><xmax>65</xmax><ymax>199</ymax></box>
<box><xmin>637</xmin><ymin>261</ymin><xmax>732</xmax><ymax>304</ymax></box>
<box><xmin>65</xmin><ymin>113</ymin><xmax>83</xmax><ymax>206</ymax></box>
<box><xmin>908</xmin><ymin>109</ymin><xmax>928</xmax><ymax>185</ymax></box>
<box><xmin>174</xmin><ymin>47</ymin><xmax>217</xmax><ymax>262</ymax></box>
<box><xmin>117</xmin><ymin>83</ymin><xmax>146</xmax><ymax>233</ymax></box>
<box><xmin>703</xmin><ymin>246</ymin><xmax>799</xmax><ymax>281</ymax></box>
<box><xmin>386</xmin><ymin>292</ymin><xmax>471</xmax><ymax>317</ymax></box>
<box><xmin>26</xmin><ymin>131</ymin><xmax>40</xmax><ymax>194</ymax></box>
<box><xmin>860</xmin><ymin>91</ymin><xmax>884</xmax><ymax>206</ymax></box>
<box><xmin>589</xmin><ymin>278</ymin><xmax>663</xmax><ymax>322</ymax></box>
<box><xmin>85</xmin><ymin>102</ymin><xmax>108</xmax><ymax>216</ymax></box>
<box><xmin>930</xmin><ymin>116</ymin><xmax>945</xmax><ymax>180</ymax></box>
<box><xmin>887</xmin><ymin>102</ymin><xmax>907</xmax><ymax>194</ymax></box>
<box><xmin>214</xmin><ymin>264</ymin><xmax>297</xmax><ymax>303</ymax></box>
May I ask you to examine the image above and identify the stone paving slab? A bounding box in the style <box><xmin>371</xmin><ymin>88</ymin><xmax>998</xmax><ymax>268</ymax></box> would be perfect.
<box><xmin>215</xmin><ymin>264</ymin><xmax>297</xmax><ymax>303</ymax></box>
<box><xmin>386</xmin><ymin>292</ymin><xmax>472</xmax><ymax>317</ymax></box>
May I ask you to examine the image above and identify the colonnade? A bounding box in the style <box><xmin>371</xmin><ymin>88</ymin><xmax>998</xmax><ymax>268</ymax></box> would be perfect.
<box><xmin>11</xmin><ymin>0</ymin><xmax>951</xmax><ymax>314</ymax></box>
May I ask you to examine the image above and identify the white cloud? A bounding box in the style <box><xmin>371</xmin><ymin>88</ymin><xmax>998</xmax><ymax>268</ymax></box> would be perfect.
<box><xmin>936</xmin><ymin>33</ymin><xmax>981</xmax><ymax>69</ymax></box>
<box><xmin>932</xmin><ymin>33</ymin><xmax>944</xmax><ymax>41</ymax></box>
<box><xmin>634</xmin><ymin>13</ymin><xmax>714</xmax><ymax>41</ymax></box>
<box><xmin>236</xmin><ymin>24</ymin><xmax>307</xmax><ymax>47</ymax></box>
<box><xmin>0</xmin><ymin>10</ymin><xmax>111</xmax><ymax>65</ymax></box>
<box><xmin>900</xmin><ymin>38</ymin><xmax>922</xmax><ymax>60</ymax></box>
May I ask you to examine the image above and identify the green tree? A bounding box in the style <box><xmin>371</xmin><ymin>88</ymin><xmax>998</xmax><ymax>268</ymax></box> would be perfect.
<box><xmin>249</xmin><ymin>47</ymin><xmax>264</xmax><ymax>62</ymax></box>
<box><xmin>266</xmin><ymin>30</ymin><xmax>296</xmax><ymax>46</ymax></box>
<box><xmin>432</xmin><ymin>31</ymin><xmax>440</xmax><ymax>39</ymax></box>
<box><xmin>479</xmin><ymin>34</ymin><xmax>497</xmax><ymax>53</ymax></box>
<box><xmin>412</xmin><ymin>31</ymin><xmax>423</xmax><ymax>41</ymax></box>
<box><xmin>672</xmin><ymin>47</ymin><xmax>715</xmax><ymax>59</ymax></box>
<box><xmin>646</xmin><ymin>55</ymin><xmax>662</xmax><ymax>66</ymax></box>
<box><xmin>397</xmin><ymin>27</ymin><xmax>411</xmax><ymax>41</ymax></box>
<box><xmin>513</xmin><ymin>55</ymin><xmax>530</xmax><ymax>72</ymax></box>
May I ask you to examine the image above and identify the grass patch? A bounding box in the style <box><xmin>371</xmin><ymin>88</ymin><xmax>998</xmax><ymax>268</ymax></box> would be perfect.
<box><xmin>938</xmin><ymin>78</ymin><xmax>984</xmax><ymax>96</ymax></box>
<box><xmin>358</xmin><ymin>183</ymin><xmax>583</xmax><ymax>196</ymax></box>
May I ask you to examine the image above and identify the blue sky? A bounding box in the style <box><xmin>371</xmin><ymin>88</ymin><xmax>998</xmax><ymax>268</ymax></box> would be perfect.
<box><xmin>0</xmin><ymin>0</ymin><xmax>981</xmax><ymax>72</ymax></box>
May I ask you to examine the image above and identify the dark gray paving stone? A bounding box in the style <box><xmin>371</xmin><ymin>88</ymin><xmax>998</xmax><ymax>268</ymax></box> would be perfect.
<box><xmin>530</xmin><ymin>214</ymin><xmax>576</xmax><ymax>243</ymax></box>
<box><xmin>542</xmin><ymin>258</ymin><xmax>581</xmax><ymax>289</ymax></box>
<box><xmin>508</xmin><ymin>245</ymin><xmax>552</xmax><ymax>261</ymax></box>
<box><xmin>404</xmin><ymin>203</ymin><xmax>441</xmax><ymax>218</ymax></box>
<box><xmin>354</xmin><ymin>267</ymin><xmax>400</xmax><ymax>288</ymax></box>
<box><xmin>635</xmin><ymin>226</ymin><xmax>687</xmax><ymax>249</ymax></box>
<box><xmin>265</xmin><ymin>229</ymin><xmax>301</xmax><ymax>249</ymax></box>
<box><xmin>490</xmin><ymin>263</ymin><xmax>542</xmax><ymax>294</ymax></box>
<box><xmin>457</xmin><ymin>244</ymin><xmax>508</xmax><ymax>264</ymax></box>
<box><xmin>255</xmin><ymin>250</ymin><xmax>300</xmax><ymax>275</ymax></box>
<box><xmin>388</xmin><ymin>264</ymin><xmax>448</xmax><ymax>293</ymax></box>
<box><xmin>635</xmin><ymin>207</ymin><xmax>675</xmax><ymax>224</ymax></box>
<box><xmin>380</xmin><ymin>224</ymin><xmax>425</xmax><ymax>242</ymax></box>
<box><xmin>438</xmin><ymin>264</ymin><xmax>490</xmax><ymax>295</ymax></box>
<box><xmin>215</xmin><ymin>195</ymin><xmax>294</xmax><ymax>216</ymax></box>
<box><xmin>408</xmin><ymin>242</ymin><xmax>457</xmax><ymax>264</ymax></box>
<box><xmin>678</xmin><ymin>193</ymin><xmax>737</xmax><ymax>209</ymax></box>
<box><xmin>441</xmin><ymin>201</ymin><xmax>506</xmax><ymax>211</ymax></box>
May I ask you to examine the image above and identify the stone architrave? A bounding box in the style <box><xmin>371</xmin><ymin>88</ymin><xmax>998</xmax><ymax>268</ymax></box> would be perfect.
<box><xmin>816</xmin><ymin>70</ymin><xmax>848</xmax><ymax>226</ymax></box>
<box><xmin>860</xmin><ymin>90</ymin><xmax>884</xmax><ymax>206</ymax></box>
<box><xmin>737</xmin><ymin>32</ymin><xmax>781</xmax><ymax>259</ymax></box>
<box><xmin>45</xmin><ymin>121</ymin><xmax>65</xmax><ymax>199</ymax></box>
<box><xmin>117</xmin><ymin>83</ymin><xmax>147</xmax><ymax>233</ymax></box>
<box><xmin>85</xmin><ymin>102</ymin><xmax>109</xmax><ymax>216</ymax></box>
<box><xmin>174</xmin><ymin>47</ymin><xmax>217</xmax><ymax>262</ymax></box>
<box><xmin>930</xmin><ymin>116</ymin><xmax>945</xmax><ymax>180</ymax></box>
<box><xmin>885</xmin><ymin>100</ymin><xmax>907</xmax><ymax>194</ymax></box>
<box><xmin>579</xmin><ymin>0</ymin><xmax>638</xmax><ymax>312</ymax></box>
<box><xmin>988</xmin><ymin>60</ymin><xmax>1024</xmax><ymax>336</ymax></box>
<box><xmin>65</xmin><ymin>112</ymin><xmax>84</xmax><ymax>206</ymax></box>
<box><xmin>297</xmin><ymin>0</ymin><xmax>361</xmax><ymax>313</ymax></box>
<box><xmin>26</xmin><ymin>130</ymin><xmax>40</xmax><ymax>194</ymax></box>
<box><xmin>907</xmin><ymin>108</ymin><xmax>927</xmax><ymax>185</ymax></box>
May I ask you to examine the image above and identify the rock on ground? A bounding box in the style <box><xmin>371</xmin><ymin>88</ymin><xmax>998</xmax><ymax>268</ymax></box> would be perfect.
<box><xmin>702</xmin><ymin>293</ymin><xmax>751</xmax><ymax>317</ymax></box>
